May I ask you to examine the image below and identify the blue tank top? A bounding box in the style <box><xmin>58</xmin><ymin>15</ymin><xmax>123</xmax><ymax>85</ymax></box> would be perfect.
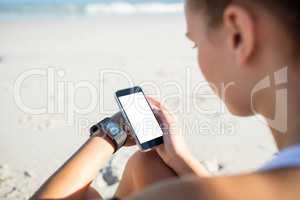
<box><xmin>260</xmin><ymin>144</ymin><xmax>300</xmax><ymax>171</ymax></box>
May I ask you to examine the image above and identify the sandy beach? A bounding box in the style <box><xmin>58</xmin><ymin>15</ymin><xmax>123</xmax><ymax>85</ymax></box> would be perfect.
<box><xmin>0</xmin><ymin>14</ymin><xmax>277</xmax><ymax>199</ymax></box>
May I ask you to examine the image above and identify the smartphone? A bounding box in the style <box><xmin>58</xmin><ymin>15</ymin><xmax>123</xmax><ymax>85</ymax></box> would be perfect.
<box><xmin>115</xmin><ymin>86</ymin><xmax>164</xmax><ymax>151</ymax></box>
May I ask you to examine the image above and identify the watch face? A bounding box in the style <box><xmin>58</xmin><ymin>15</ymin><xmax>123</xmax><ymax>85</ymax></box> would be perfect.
<box><xmin>105</xmin><ymin>121</ymin><xmax>121</xmax><ymax>136</ymax></box>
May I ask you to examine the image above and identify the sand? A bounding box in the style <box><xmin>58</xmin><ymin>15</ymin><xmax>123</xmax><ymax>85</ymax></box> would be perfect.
<box><xmin>0</xmin><ymin>14</ymin><xmax>277</xmax><ymax>199</ymax></box>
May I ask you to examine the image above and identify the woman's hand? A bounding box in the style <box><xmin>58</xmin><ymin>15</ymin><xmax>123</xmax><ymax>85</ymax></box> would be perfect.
<box><xmin>147</xmin><ymin>98</ymin><xmax>191</xmax><ymax>167</ymax></box>
<box><xmin>148</xmin><ymin>97</ymin><xmax>209</xmax><ymax>177</ymax></box>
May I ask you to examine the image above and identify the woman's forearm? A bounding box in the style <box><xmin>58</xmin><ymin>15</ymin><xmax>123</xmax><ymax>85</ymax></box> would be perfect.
<box><xmin>33</xmin><ymin>136</ymin><xmax>114</xmax><ymax>199</ymax></box>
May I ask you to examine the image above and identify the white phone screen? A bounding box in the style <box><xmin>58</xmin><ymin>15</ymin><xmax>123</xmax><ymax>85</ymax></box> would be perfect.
<box><xmin>118</xmin><ymin>92</ymin><xmax>163</xmax><ymax>144</ymax></box>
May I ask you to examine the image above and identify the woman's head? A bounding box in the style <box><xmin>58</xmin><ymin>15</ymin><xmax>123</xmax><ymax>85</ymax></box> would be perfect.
<box><xmin>185</xmin><ymin>0</ymin><xmax>299</xmax><ymax>117</ymax></box>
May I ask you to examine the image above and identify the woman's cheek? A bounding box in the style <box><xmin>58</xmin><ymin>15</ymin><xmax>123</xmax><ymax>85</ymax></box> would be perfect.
<box><xmin>197</xmin><ymin>48</ymin><xmax>213</xmax><ymax>82</ymax></box>
<box><xmin>197</xmin><ymin>47</ymin><xmax>222</xmax><ymax>96</ymax></box>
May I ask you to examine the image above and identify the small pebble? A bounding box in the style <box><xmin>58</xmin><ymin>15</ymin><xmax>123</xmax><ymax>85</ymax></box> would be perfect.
<box><xmin>101</xmin><ymin>159</ymin><xmax>120</xmax><ymax>186</ymax></box>
<box><xmin>218</xmin><ymin>163</ymin><xmax>225</xmax><ymax>171</ymax></box>
<box><xmin>23</xmin><ymin>171</ymin><xmax>31</xmax><ymax>178</ymax></box>
<box><xmin>103</xmin><ymin>174</ymin><xmax>118</xmax><ymax>186</ymax></box>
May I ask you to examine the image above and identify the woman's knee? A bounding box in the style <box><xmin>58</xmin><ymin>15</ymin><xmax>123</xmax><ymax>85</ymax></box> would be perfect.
<box><xmin>127</xmin><ymin>150</ymin><xmax>160</xmax><ymax>170</ymax></box>
<box><xmin>126</xmin><ymin>150</ymin><xmax>177</xmax><ymax>188</ymax></box>
<box><xmin>114</xmin><ymin>151</ymin><xmax>165</xmax><ymax>198</ymax></box>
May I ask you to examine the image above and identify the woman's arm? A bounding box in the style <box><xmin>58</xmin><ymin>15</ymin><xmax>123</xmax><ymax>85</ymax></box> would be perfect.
<box><xmin>32</xmin><ymin>112</ymin><xmax>134</xmax><ymax>200</ymax></box>
<box><xmin>32</xmin><ymin>135</ymin><xmax>114</xmax><ymax>199</ymax></box>
<box><xmin>126</xmin><ymin>170</ymin><xmax>298</xmax><ymax>200</ymax></box>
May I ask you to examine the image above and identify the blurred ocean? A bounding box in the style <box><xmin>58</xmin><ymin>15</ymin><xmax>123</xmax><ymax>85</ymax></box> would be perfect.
<box><xmin>0</xmin><ymin>0</ymin><xmax>184</xmax><ymax>16</ymax></box>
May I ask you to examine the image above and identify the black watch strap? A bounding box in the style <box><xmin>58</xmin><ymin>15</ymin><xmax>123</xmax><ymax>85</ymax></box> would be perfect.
<box><xmin>90</xmin><ymin>118</ymin><xmax>127</xmax><ymax>152</ymax></box>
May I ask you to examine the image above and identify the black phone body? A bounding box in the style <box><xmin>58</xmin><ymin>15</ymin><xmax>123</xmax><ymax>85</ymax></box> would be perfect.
<box><xmin>115</xmin><ymin>86</ymin><xmax>164</xmax><ymax>151</ymax></box>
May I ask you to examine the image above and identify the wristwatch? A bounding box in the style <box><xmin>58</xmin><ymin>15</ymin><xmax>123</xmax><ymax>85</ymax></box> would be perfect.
<box><xmin>90</xmin><ymin>117</ymin><xmax>127</xmax><ymax>152</ymax></box>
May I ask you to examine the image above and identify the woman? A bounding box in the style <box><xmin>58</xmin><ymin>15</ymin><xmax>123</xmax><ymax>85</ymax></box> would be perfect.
<box><xmin>32</xmin><ymin>0</ymin><xmax>300</xmax><ymax>199</ymax></box>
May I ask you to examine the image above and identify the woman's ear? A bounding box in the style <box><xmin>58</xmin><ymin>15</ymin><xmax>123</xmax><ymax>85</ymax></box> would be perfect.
<box><xmin>223</xmin><ymin>5</ymin><xmax>256</xmax><ymax>65</ymax></box>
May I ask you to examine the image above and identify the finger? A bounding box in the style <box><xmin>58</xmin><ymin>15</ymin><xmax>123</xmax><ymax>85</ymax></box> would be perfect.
<box><xmin>124</xmin><ymin>135</ymin><xmax>136</xmax><ymax>146</ymax></box>
<box><xmin>147</xmin><ymin>96</ymin><xmax>169</xmax><ymax>112</ymax></box>
<box><xmin>147</xmin><ymin>97</ymin><xmax>170</xmax><ymax>117</ymax></box>
<box><xmin>148</xmin><ymin>97</ymin><xmax>179</xmax><ymax>138</ymax></box>
<box><xmin>152</xmin><ymin>108</ymin><xmax>164</xmax><ymax>120</ymax></box>
<box><xmin>147</xmin><ymin>101</ymin><xmax>160</xmax><ymax>113</ymax></box>
<box><xmin>147</xmin><ymin>97</ymin><xmax>170</xmax><ymax>119</ymax></box>
<box><xmin>147</xmin><ymin>96</ymin><xmax>161</xmax><ymax>108</ymax></box>
<box><xmin>148</xmin><ymin>97</ymin><xmax>173</xmax><ymax>117</ymax></box>
<box><xmin>149</xmin><ymin>98</ymin><xmax>176</xmax><ymax>130</ymax></box>
<box><xmin>122</xmin><ymin>123</ymin><xmax>136</xmax><ymax>146</ymax></box>
<box><xmin>151</xmin><ymin>108</ymin><xmax>170</xmax><ymax>132</ymax></box>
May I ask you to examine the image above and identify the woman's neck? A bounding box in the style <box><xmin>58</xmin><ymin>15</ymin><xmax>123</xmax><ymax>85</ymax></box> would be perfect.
<box><xmin>269</xmin><ymin>65</ymin><xmax>300</xmax><ymax>150</ymax></box>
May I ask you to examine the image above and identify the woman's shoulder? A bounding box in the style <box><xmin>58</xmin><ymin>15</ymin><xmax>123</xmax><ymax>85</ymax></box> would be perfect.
<box><xmin>127</xmin><ymin>169</ymin><xmax>300</xmax><ymax>200</ymax></box>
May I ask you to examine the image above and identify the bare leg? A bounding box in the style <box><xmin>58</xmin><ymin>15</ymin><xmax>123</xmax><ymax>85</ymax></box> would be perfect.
<box><xmin>114</xmin><ymin>150</ymin><xmax>177</xmax><ymax>199</ymax></box>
